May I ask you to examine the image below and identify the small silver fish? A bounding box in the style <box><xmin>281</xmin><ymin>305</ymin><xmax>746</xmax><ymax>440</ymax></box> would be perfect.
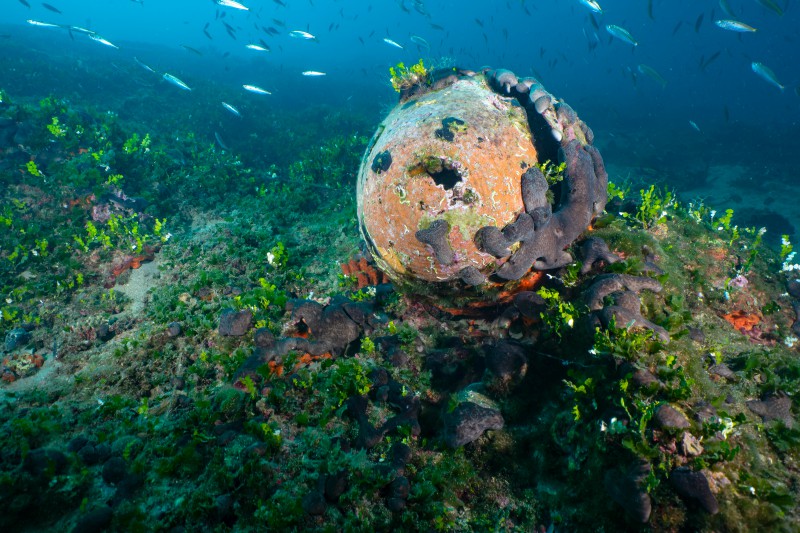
<box><xmin>88</xmin><ymin>33</ymin><xmax>118</xmax><ymax>49</ymax></box>
<box><xmin>751</xmin><ymin>62</ymin><xmax>784</xmax><ymax>91</ymax></box>
<box><xmin>246</xmin><ymin>44</ymin><xmax>270</xmax><ymax>52</ymax></box>
<box><xmin>715</xmin><ymin>20</ymin><xmax>757</xmax><ymax>32</ymax></box>
<box><xmin>302</xmin><ymin>71</ymin><xmax>326</xmax><ymax>76</ymax></box>
<box><xmin>134</xmin><ymin>56</ymin><xmax>155</xmax><ymax>73</ymax></box>
<box><xmin>409</xmin><ymin>35</ymin><xmax>429</xmax><ymax>48</ymax></box>
<box><xmin>27</xmin><ymin>19</ymin><xmax>60</xmax><ymax>28</ymax></box>
<box><xmin>637</xmin><ymin>64</ymin><xmax>667</xmax><ymax>87</ymax></box>
<box><xmin>605</xmin><ymin>24</ymin><xmax>638</xmax><ymax>46</ymax></box>
<box><xmin>163</xmin><ymin>73</ymin><xmax>192</xmax><ymax>91</ymax></box>
<box><xmin>221</xmin><ymin>102</ymin><xmax>241</xmax><ymax>117</ymax></box>
<box><xmin>383</xmin><ymin>38</ymin><xmax>403</xmax><ymax>49</ymax></box>
<box><xmin>216</xmin><ymin>0</ymin><xmax>249</xmax><ymax>11</ymax></box>
<box><xmin>718</xmin><ymin>0</ymin><xmax>736</xmax><ymax>18</ymax></box>
<box><xmin>689</xmin><ymin>120</ymin><xmax>701</xmax><ymax>133</ymax></box>
<box><xmin>756</xmin><ymin>0</ymin><xmax>783</xmax><ymax>16</ymax></box>
<box><xmin>214</xmin><ymin>131</ymin><xmax>229</xmax><ymax>150</ymax></box>
<box><xmin>243</xmin><ymin>84</ymin><xmax>272</xmax><ymax>95</ymax></box>
<box><xmin>289</xmin><ymin>30</ymin><xmax>317</xmax><ymax>41</ymax></box>
<box><xmin>578</xmin><ymin>0</ymin><xmax>603</xmax><ymax>14</ymax></box>
<box><xmin>68</xmin><ymin>25</ymin><xmax>94</xmax><ymax>35</ymax></box>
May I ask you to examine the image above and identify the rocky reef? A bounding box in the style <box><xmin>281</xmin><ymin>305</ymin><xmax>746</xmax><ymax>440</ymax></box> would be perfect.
<box><xmin>2</xmin><ymin>62</ymin><xmax>800</xmax><ymax>533</ymax></box>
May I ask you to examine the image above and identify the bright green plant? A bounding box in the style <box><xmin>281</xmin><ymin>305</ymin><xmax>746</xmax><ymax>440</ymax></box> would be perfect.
<box><xmin>592</xmin><ymin>319</ymin><xmax>664</xmax><ymax>361</ymax></box>
<box><xmin>233</xmin><ymin>277</ymin><xmax>288</xmax><ymax>316</ymax></box>
<box><xmin>0</xmin><ymin>206</ymin><xmax>12</xmax><ymax>227</ymax></box>
<box><xmin>320</xmin><ymin>358</ymin><xmax>372</xmax><ymax>420</ymax></box>
<box><xmin>389</xmin><ymin>59</ymin><xmax>430</xmax><ymax>93</ymax></box>
<box><xmin>781</xmin><ymin>235</ymin><xmax>793</xmax><ymax>261</ymax></box>
<box><xmin>716</xmin><ymin>208</ymin><xmax>734</xmax><ymax>231</ymax></box>
<box><xmin>350</xmin><ymin>285</ymin><xmax>376</xmax><ymax>302</ymax></box>
<box><xmin>33</xmin><ymin>238</ymin><xmax>48</xmax><ymax>257</ymax></box>
<box><xmin>360</xmin><ymin>336</ymin><xmax>376</xmax><ymax>354</ymax></box>
<box><xmin>123</xmin><ymin>132</ymin><xmax>151</xmax><ymax>154</ymax></box>
<box><xmin>240</xmin><ymin>375</ymin><xmax>258</xmax><ymax>399</ymax></box>
<box><xmin>536</xmin><ymin>286</ymin><xmax>580</xmax><ymax>338</ymax></box>
<box><xmin>607</xmin><ymin>181</ymin><xmax>628</xmax><ymax>202</ymax></box>
<box><xmin>627</xmin><ymin>184</ymin><xmax>675</xmax><ymax>229</ymax></box>
<box><xmin>266</xmin><ymin>241</ymin><xmax>287</xmax><ymax>268</ymax></box>
<box><xmin>47</xmin><ymin>116</ymin><xmax>67</xmax><ymax>139</ymax></box>
<box><xmin>538</xmin><ymin>159</ymin><xmax>567</xmax><ymax>186</ymax></box>
<box><xmin>26</xmin><ymin>161</ymin><xmax>44</xmax><ymax>178</ymax></box>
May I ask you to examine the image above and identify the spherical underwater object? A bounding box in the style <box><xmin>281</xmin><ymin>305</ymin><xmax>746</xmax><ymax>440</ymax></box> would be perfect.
<box><xmin>356</xmin><ymin>67</ymin><xmax>608</xmax><ymax>307</ymax></box>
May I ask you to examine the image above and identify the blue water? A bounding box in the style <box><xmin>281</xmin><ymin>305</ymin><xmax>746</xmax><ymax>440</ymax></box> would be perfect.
<box><xmin>4</xmin><ymin>1</ymin><xmax>798</xmax><ymax>118</ymax></box>
<box><xmin>2</xmin><ymin>0</ymin><xmax>799</xmax><ymax>232</ymax></box>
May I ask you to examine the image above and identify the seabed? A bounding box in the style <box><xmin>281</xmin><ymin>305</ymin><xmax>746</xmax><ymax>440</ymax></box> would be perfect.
<box><xmin>1</xmin><ymin>34</ymin><xmax>799</xmax><ymax>533</ymax></box>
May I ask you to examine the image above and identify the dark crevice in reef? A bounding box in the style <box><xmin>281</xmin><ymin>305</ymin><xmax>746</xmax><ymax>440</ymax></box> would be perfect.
<box><xmin>523</xmin><ymin>104</ymin><xmax>564</xmax><ymax>205</ymax></box>
<box><xmin>524</xmin><ymin>101</ymin><xmax>561</xmax><ymax>167</ymax></box>
<box><xmin>430</xmin><ymin>166</ymin><xmax>461</xmax><ymax>190</ymax></box>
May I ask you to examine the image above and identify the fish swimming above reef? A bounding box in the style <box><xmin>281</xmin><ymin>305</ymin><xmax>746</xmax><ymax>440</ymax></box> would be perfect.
<box><xmin>134</xmin><ymin>56</ymin><xmax>155</xmax><ymax>73</ymax></box>
<box><xmin>715</xmin><ymin>19</ymin><xmax>757</xmax><ymax>32</ymax></box>
<box><xmin>288</xmin><ymin>30</ymin><xmax>317</xmax><ymax>41</ymax></box>
<box><xmin>695</xmin><ymin>14</ymin><xmax>704</xmax><ymax>32</ymax></box>
<box><xmin>751</xmin><ymin>62</ymin><xmax>784</xmax><ymax>91</ymax></box>
<box><xmin>214</xmin><ymin>131</ymin><xmax>229</xmax><ymax>150</ymax></box>
<box><xmin>181</xmin><ymin>44</ymin><xmax>203</xmax><ymax>55</ymax></box>
<box><xmin>163</xmin><ymin>73</ymin><xmax>192</xmax><ymax>91</ymax></box>
<box><xmin>68</xmin><ymin>25</ymin><xmax>94</xmax><ymax>35</ymax></box>
<box><xmin>87</xmin><ymin>33</ymin><xmax>118</xmax><ymax>49</ymax></box>
<box><xmin>755</xmin><ymin>0</ymin><xmax>784</xmax><ymax>16</ymax></box>
<box><xmin>719</xmin><ymin>0</ymin><xmax>735</xmax><ymax>17</ymax></box>
<box><xmin>302</xmin><ymin>71</ymin><xmax>326</xmax><ymax>76</ymax></box>
<box><xmin>242</xmin><ymin>84</ymin><xmax>272</xmax><ymax>95</ymax></box>
<box><xmin>605</xmin><ymin>24</ymin><xmax>638</xmax><ymax>46</ymax></box>
<box><xmin>27</xmin><ymin>19</ymin><xmax>60</xmax><ymax>28</ymax></box>
<box><xmin>215</xmin><ymin>0</ymin><xmax>248</xmax><ymax>11</ymax></box>
<box><xmin>409</xmin><ymin>35</ymin><xmax>429</xmax><ymax>49</ymax></box>
<box><xmin>383</xmin><ymin>38</ymin><xmax>403</xmax><ymax>49</ymax></box>
<box><xmin>245</xmin><ymin>43</ymin><xmax>269</xmax><ymax>52</ymax></box>
<box><xmin>221</xmin><ymin>102</ymin><xmax>241</xmax><ymax>117</ymax></box>
<box><xmin>689</xmin><ymin>120</ymin><xmax>701</xmax><ymax>132</ymax></box>
<box><xmin>41</xmin><ymin>3</ymin><xmax>62</xmax><ymax>14</ymax></box>
<box><xmin>637</xmin><ymin>64</ymin><xmax>667</xmax><ymax>88</ymax></box>
<box><xmin>578</xmin><ymin>0</ymin><xmax>603</xmax><ymax>14</ymax></box>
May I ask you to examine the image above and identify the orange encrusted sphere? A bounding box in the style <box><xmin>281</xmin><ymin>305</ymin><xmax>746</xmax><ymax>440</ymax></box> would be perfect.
<box><xmin>358</xmin><ymin>76</ymin><xmax>536</xmax><ymax>282</ymax></box>
<box><xmin>357</xmin><ymin>68</ymin><xmax>608</xmax><ymax>303</ymax></box>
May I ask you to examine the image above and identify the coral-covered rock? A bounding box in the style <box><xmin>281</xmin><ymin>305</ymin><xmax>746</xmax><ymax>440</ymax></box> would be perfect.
<box><xmin>483</xmin><ymin>340</ymin><xmax>528</xmax><ymax>389</ymax></box>
<box><xmin>603</xmin><ymin>461</ymin><xmax>652</xmax><ymax>523</ymax></box>
<box><xmin>0</xmin><ymin>116</ymin><xmax>17</xmax><ymax>148</ymax></box>
<box><xmin>655</xmin><ymin>404</ymin><xmax>691</xmax><ymax>430</ymax></box>
<box><xmin>324</xmin><ymin>470</ymin><xmax>348</xmax><ymax>503</ymax></box>
<box><xmin>23</xmin><ymin>448</ymin><xmax>68</xmax><ymax>479</ymax></box>
<box><xmin>102</xmin><ymin>456</ymin><xmax>127</xmax><ymax>485</ymax></box>
<box><xmin>167</xmin><ymin>322</ymin><xmax>182</xmax><ymax>337</ymax></box>
<box><xmin>302</xmin><ymin>491</ymin><xmax>327</xmax><ymax>516</ymax></box>
<box><xmin>443</xmin><ymin>401</ymin><xmax>504</xmax><ymax>448</ymax></box>
<box><xmin>670</xmin><ymin>468</ymin><xmax>719</xmax><ymax>514</ymax></box>
<box><xmin>747</xmin><ymin>394</ymin><xmax>793</xmax><ymax>428</ymax></box>
<box><xmin>73</xmin><ymin>506</ymin><xmax>113</xmax><ymax>533</ymax></box>
<box><xmin>4</xmin><ymin>327</ymin><xmax>31</xmax><ymax>351</ymax></box>
<box><xmin>585</xmin><ymin>274</ymin><xmax>663</xmax><ymax>311</ymax></box>
<box><xmin>585</xmin><ymin>273</ymin><xmax>669</xmax><ymax>341</ymax></box>
<box><xmin>578</xmin><ymin>237</ymin><xmax>621</xmax><ymax>274</ymax></box>
<box><xmin>218</xmin><ymin>308</ymin><xmax>253</xmax><ymax>336</ymax></box>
